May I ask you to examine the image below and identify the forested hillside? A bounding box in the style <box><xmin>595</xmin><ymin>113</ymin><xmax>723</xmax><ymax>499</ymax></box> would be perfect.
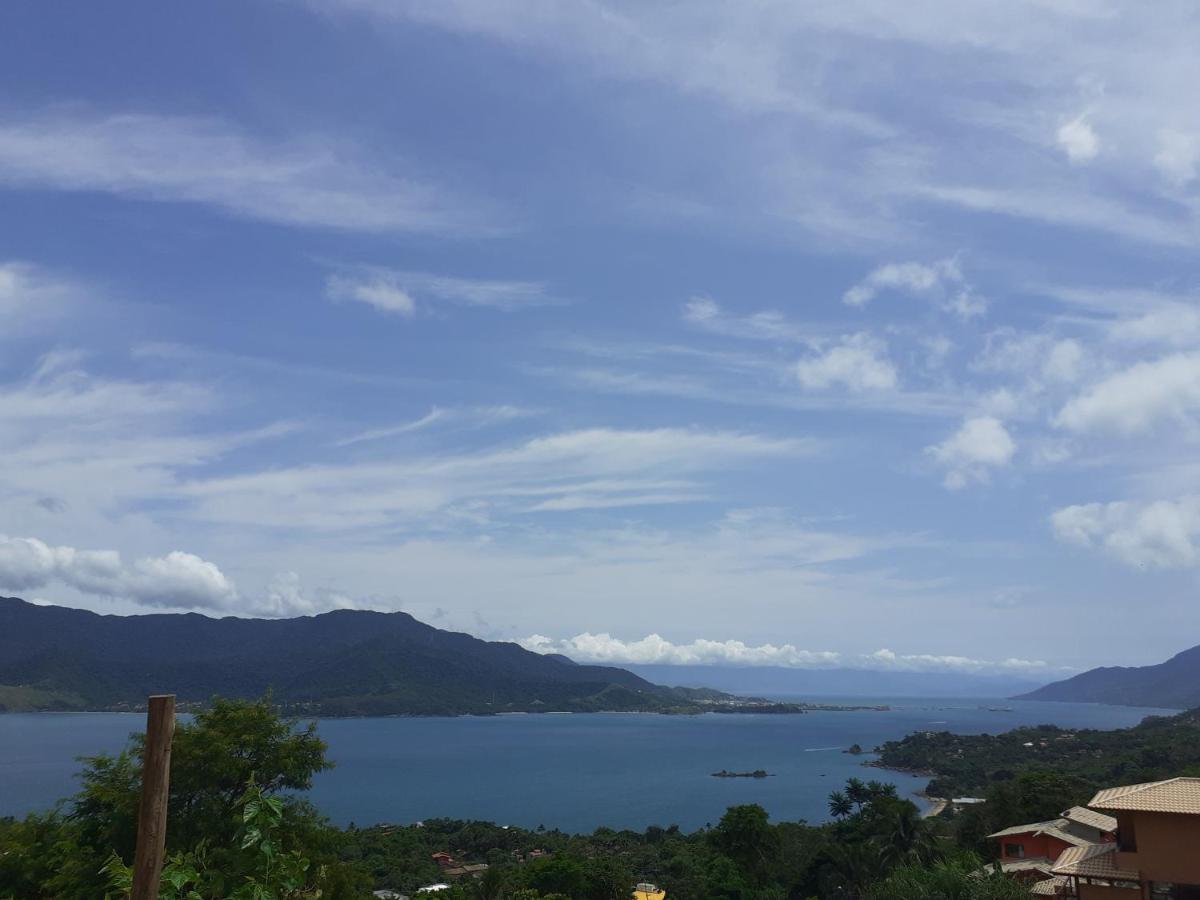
<box><xmin>0</xmin><ymin>597</ymin><xmax>752</xmax><ymax>716</ymax></box>
<box><xmin>1017</xmin><ymin>643</ymin><xmax>1200</xmax><ymax>708</ymax></box>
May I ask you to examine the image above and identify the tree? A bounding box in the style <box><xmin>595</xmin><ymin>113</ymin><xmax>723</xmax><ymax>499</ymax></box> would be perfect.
<box><xmin>866</xmin><ymin>798</ymin><xmax>937</xmax><ymax>868</ymax></box>
<box><xmin>817</xmin><ymin>841</ymin><xmax>883</xmax><ymax>900</ymax></box>
<box><xmin>523</xmin><ymin>856</ymin><xmax>587</xmax><ymax>897</ymax></box>
<box><xmin>710</xmin><ymin>804</ymin><xmax>779</xmax><ymax>884</ymax></box>
<box><xmin>3</xmin><ymin>696</ymin><xmax>365</xmax><ymax>900</ymax></box>
<box><xmin>103</xmin><ymin>780</ymin><xmax>326</xmax><ymax>899</ymax></box>
<box><xmin>844</xmin><ymin>778</ymin><xmax>870</xmax><ymax>810</ymax></box>
<box><xmin>582</xmin><ymin>857</ymin><xmax>633</xmax><ymax>900</ymax></box>
<box><xmin>863</xmin><ymin>853</ymin><xmax>1034</xmax><ymax>899</ymax></box>
<box><xmin>828</xmin><ymin>791</ymin><xmax>854</xmax><ymax>819</ymax></box>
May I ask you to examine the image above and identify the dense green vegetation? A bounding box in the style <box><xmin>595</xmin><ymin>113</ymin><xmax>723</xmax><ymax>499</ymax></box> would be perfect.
<box><xmin>0</xmin><ymin>597</ymin><xmax>797</xmax><ymax>716</ymax></box>
<box><xmin>877</xmin><ymin>707</ymin><xmax>1200</xmax><ymax>799</ymax></box>
<box><xmin>876</xmin><ymin>707</ymin><xmax>1200</xmax><ymax>860</ymax></box>
<box><xmin>0</xmin><ymin>697</ymin><xmax>370</xmax><ymax>899</ymax></box>
<box><xmin>0</xmin><ymin>696</ymin><xmax>1031</xmax><ymax>900</ymax></box>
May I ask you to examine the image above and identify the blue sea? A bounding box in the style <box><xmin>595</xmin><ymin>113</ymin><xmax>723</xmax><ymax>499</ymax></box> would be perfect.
<box><xmin>0</xmin><ymin>698</ymin><xmax>1175</xmax><ymax>833</ymax></box>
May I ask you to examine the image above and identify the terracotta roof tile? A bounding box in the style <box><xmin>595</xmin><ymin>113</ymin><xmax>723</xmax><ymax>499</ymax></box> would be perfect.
<box><xmin>1061</xmin><ymin>805</ymin><xmax>1117</xmax><ymax>832</ymax></box>
<box><xmin>1051</xmin><ymin>843</ymin><xmax>1139</xmax><ymax>881</ymax></box>
<box><xmin>987</xmin><ymin>818</ymin><xmax>1096</xmax><ymax>847</ymax></box>
<box><xmin>1031</xmin><ymin>876</ymin><xmax>1070</xmax><ymax>896</ymax></box>
<box><xmin>1090</xmin><ymin>777</ymin><xmax>1200</xmax><ymax>814</ymax></box>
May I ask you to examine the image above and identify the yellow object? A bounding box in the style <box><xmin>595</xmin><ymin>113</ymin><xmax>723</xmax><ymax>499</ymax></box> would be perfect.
<box><xmin>632</xmin><ymin>884</ymin><xmax>666</xmax><ymax>900</ymax></box>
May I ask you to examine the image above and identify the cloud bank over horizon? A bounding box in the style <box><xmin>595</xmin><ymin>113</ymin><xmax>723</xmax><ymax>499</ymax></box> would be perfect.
<box><xmin>518</xmin><ymin>633</ymin><xmax>1059</xmax><ymax>676</ymax></box>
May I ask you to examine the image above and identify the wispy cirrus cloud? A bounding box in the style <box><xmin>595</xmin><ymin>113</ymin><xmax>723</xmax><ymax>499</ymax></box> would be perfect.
<box><xmin>335</xmin><ymin>405</ymin><xmax>535</xmax><ymax>447</ymax></box>
<box><xmin>326</xmin><ymin>267</ymin><xmax>558</xmax><ymax>317</ymax></box>
<box><xmin>309</xmin><ymin>0</ymin><xmax>1200</xmax><ymax>250</ymax></box>
<box><xmin>0</xmin><ymin>260</ymin><xmax>84</xmax><ymax>337</ymax></box>
<box><xmin>176</xmin><ymin>427</ymin><xmax>812</xmax><ymax>530</ymax></box>
<box><xmin>0</xmin><ymin>111</ymin><xmax>496</xmax><ymax>234</ymax></box>
<box><xmin>683</xmin><ymin>296</ymin><xmax>814</xmax><ymax>343</ymax></box>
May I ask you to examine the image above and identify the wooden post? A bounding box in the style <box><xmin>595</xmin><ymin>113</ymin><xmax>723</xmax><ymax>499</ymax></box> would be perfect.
<box><xmin>131</xmin><ymin>694</ymin><xmax>176</xmax><ymax>900</ymax></box>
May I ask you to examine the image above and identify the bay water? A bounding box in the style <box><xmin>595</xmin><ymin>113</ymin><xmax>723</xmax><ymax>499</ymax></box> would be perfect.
<box><xmin>0</xmin><ymin>698</ymin><xmax>1173</xmax><ymax>833</ymax></box>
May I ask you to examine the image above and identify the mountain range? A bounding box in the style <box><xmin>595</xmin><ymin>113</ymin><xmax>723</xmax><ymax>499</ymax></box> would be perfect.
<box><xmin>0</xmin><ymin>597</ymin><xmax>754</xmax><ymax>716</ymax></box>
<box><xmin>1017</xmin><ymin>644</ymin><xmax>1200</xmax><ymax>709</ymax></box>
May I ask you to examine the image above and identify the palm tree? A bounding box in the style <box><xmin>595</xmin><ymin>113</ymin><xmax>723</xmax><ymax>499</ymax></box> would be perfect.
<box><xmin>865</xmin><ymin>780</ymin><xmax>898</xmax><ymax>801</ymax></box>
<box><xmin>828</xmin><ymin>791</ymin><xmax>854</xmax><ymax>819</ymax></box>
<box><xmin>872</xmin><ymin>801</ymin><xmax>937</xmax><ymax>868</ymax></box>
<box><xmin>845</xmin><ymin>777</ymin><xmax>870</xmax><ymax>809</ymax></box>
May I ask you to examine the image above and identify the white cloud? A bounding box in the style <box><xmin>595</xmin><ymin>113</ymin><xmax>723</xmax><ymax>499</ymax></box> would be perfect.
<box><xmin>336</xmin><ymin>407</ymin><xmax>446</xmax><ymax>445</ymax></box>
<box><xmin>927</xmin><ymin>416</ymin><xmax>1015</xmax><ymax>489</ymax></box>
<box><xmin>843</xmin><ymin>258</ymin><xmax>986</xmax><ymax>320</ymax></box>
<box><xmin>918</xmin><ymin>181</ymin><xmax>1194</xmax><ymax>249</ymax></box>
<box><xmin>794</xmin><ymin>333</ymin><xmax>897</xmax><ymax>391</ymax></box>
<box><xmin>519</xmin><ymin>633</ymin><xmax>1053</xmax><ymax>674</ymax></box>
<box><xmin>683</xmin><ymin>295</ymin><xmax>809</xmax><ymax>342</ymax></box>
<box><xmin>260</xmin><ymin>571</ymin><xmax>357</xmax><ymax>617</ymax></box>
<box><xmin>313</xmin><ymin>1</ymin><xmax>1200</xmax><ymax>250</ymax></box>
<box><xmin>862</xmin><ymin>648</ymin><xmax>1053</xmax><ymax>673</ymax></box>
<box><xmin>335</xmin><ymin>405</ymin><xmax>535</xmax><ymax>448</ymax></box>
<box><xmin>327</xmin><ymin>267</ymin><xmax>554</xmax><ymax>317</ymax></box>
<box><xmin>0</xmin><ymin>112</ymin><xmax>489</xmax><ymax>234</ymax></box>
<box><xmin>1110</xmin><ymin>303</ymin><xmax>1200</xmax><ymax>348</ymax></box>
<box><xmin>519</xmin><ymin>632</ymin><xmax>842</xmax><ymax>668</ymax></box>
<box><xmin>1051</xmin><ymin>497</ymin><xmax>1200</xmax><ymax>568</ymax></box>
<box><xmin>977</xmin><ymin>330</ymin><xmax>1085</xmax><ymax>385</ymax></box>
<box><xmin>1154</xmin><ymin>130</ymin><xmax>1199</xmax><ymax>186</ymax></box>
<box><xmin>1055</xmin><ymin>353</ymin><xmax>1200</xmax><ymax>434</ymax></box>
<box><xmin>399</xmin><ymin>271</ymin><xmax>554</xmax><ymax>310</ymax></box>
<box><xmin>0</xmin><ymin>261</ymin><xmax>79</xmax><ymax>336</ymax></box>
<box><xmin>1057</xmin><ymin>112</ymin><xmax>1100</xmax><ymax>164</ymax></box>
<box><xmin>178</xmin><ymin>427</ymin><xmax>811</xmax><ymax>530</ymax></box>
<box><xmin>327</xmin><ymin>273</ymin><xmax>416</xmax><ymax>316</ymax></box>
<box><xmin>0</xmin><ymin>535</ymin><xmax>237</xmax><ymax>609</ymax></box>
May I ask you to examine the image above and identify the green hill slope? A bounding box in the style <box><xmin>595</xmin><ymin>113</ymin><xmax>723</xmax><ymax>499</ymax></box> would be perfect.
<box><xmin>0</xmin><ymin>597</ymin><xmax>756</xmax><ymax>715</ymax></box>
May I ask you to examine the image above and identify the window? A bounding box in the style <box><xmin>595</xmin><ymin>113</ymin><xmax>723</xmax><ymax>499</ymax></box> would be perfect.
<box><xmin>1004</xmin><ymin>843</ymin><xmax>1025</xmax><ymax>859</ymax></box>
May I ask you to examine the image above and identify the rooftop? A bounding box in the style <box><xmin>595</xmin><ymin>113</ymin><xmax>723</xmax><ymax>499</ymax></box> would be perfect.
<box><xmin>1051</xmin><ymin>843</ymin><xmax>1139</xmax><ymax>882</ymax></box>
<box><xmin>994</xmin><ymin>858</ymin><xmax>1054</xmax><ymax>876</ymax></box>
<box><xmin>1061</xmin><ymin>805</ymin><xmax>1117</xmax><ymax>832</ymax></box>
<box><xmin>1090</xmin><ymin>777</ymin><xmax>1200</xmax><ymax>814</ymax></box>
<box><xmin>1031</xmin><ymin>875</ymin><xmax>1070</xmax><ymax>896</ymax></box>
<box><xmin>988</xmin><ymin>818</ymin><xmax>1098</xmax><ymax>848</ymax></box>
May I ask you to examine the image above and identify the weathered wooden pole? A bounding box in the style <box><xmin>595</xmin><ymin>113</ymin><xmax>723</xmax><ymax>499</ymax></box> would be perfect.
<box><xmin>131</xmin><ymin>694</ymin><xmax>176</xmax><ymax>900</ymax></box>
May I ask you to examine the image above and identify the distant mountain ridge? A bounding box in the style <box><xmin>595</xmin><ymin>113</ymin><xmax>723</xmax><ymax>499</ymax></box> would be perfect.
<box><xmin>0</xmin><ymin>597</ymin><xmax>741</xmax><ymax>716</ymax></box>
<box><xmin>1016</xmin><ymin>644</ymin><xmax>1200</xmax><ymax>709</ymax></box>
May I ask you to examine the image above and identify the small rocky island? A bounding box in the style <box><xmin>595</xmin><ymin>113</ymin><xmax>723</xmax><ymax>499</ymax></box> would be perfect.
<box><xmin>711</xmin><ymin>769</ymin><xmax>773</xmax><ymax>778</ymax></box>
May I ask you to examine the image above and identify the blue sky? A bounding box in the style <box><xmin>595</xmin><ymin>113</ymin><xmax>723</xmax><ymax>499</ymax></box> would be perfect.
<box><xmin>2</xmin><ymin>1</ymin><xmax>1199</xmax><ymax>676</ymax></box>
